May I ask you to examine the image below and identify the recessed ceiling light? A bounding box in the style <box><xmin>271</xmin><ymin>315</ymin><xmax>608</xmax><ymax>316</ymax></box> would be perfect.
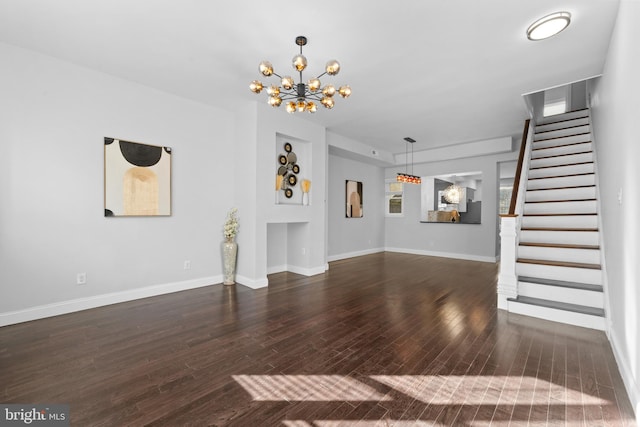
<box><xmin>527</xmin><ymin>12</ymin><xmax>571</xmax><ymax>41</ymax></box>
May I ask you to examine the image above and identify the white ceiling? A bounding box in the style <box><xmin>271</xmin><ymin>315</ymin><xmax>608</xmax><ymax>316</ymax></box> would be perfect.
<box><xmin>0</xmin><ymin>0</ymin><xmax>619</xmax><ymax>154</ymax></box>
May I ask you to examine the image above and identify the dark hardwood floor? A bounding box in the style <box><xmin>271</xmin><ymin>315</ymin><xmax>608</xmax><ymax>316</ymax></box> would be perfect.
<box><xmin>0</xmin><ymin>252</ymin><xmax>636</xmax><ymax>426</ymax></box>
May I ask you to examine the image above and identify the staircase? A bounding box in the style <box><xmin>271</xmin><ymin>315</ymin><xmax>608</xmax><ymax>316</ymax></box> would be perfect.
<box><xmin>507</xmin><ymin>108</ymin><xmax>606</xmax><ymax>330</ymax></box>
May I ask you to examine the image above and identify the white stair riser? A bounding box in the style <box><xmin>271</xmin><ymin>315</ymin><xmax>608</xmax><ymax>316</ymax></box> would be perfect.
<box><xmin>525</xmin><ymin>187</ymin><xmax>596</xmax><ymax>202</ymax></box>
<box><xmin>538</xmin><ymin>110</ymin><xmax>589</xmax><ymax>125</ymax></box>
<box><xmin>534</xmin><ymin>125</ymin><xmax>590</xmax><ymax>141</ymax></box>
<box><xmin>535</xmin><ymin>117</ymin><xmax>590</xmax><ymax>133</ymax></box>
<box><xmin>532</xmin><ymin>141</ymin><xmax>592</xmax><ymax>157</ymax></box>
<box><xmin>507</xmin><ymin>300</ymin><xmax>605</xmax><ymax>330</ymax></box>
<box><xmin>530</xmin><ymin>152</ymin><xmax>593</xmax><ymax>169</ymax></box>
<box><xmin>518</xmin><ymin>282</ymin><xmax>604</xmax><ymax>308</ymax></box>
<box><xmin>527</xmin><ymin>174</ymin><xmax>595</xmax><ymax>190</ymax></box>
<box><xmin>521</xmin><ymin>214</ymin><xmax>598</xmax><ymax>229</ymax></box>
<box><xmin>528</xmin><ymin>163</ymin><xmax>594</xmax><ymax>179</ymax></box>
<box><xmin>518</xmin><ymin>245</ymin><xmax>601</xmax><ymax>265</ymax></box>
<box><xmin>520</xmin><ymin>230</ymin><xmax>599</xmax><ymax>246</ymax></box>
<box><xmin>524</xmin><ymin>200</ymin><xmax>596</xmax><ymax>215</ymax></box>
<box><xmin>516</xmin><ymin>262</ymin><xmax>602</xmax><ymax>285</ymax></box>
<box><xmin>533</xmin><ymin>135</ymin><xmax>592</xmax><ymax>150</ymax></box>
<box><xmin>521</xmin><ymin>215</ymin><xmax>598</xmax><ymax>231</ymax></box>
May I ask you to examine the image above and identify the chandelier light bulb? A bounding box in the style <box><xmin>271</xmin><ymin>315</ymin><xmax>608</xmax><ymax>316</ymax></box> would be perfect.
<box><xmin>338</xmin><ymin>85</ymin><xmax>351</xmax><ymax>98</ymax></box>
<box><xmin>308</xmin><ymin>78</ymin><xmax>321</xmax><ymax>92</ymax></box>
<box><xmin>292</xmin><ymin>54</ymin><xmax>308</xmax><ymax>72</ymax></box>
<box><xmin>325</xmin><ymin>60</ymin><xmax>340</xmax><ymax>76</ymax></box>
<box><xmin>249</xmin><ymin>80</ymin><xmax>264</xmax><ymax>93</ymax></box>
<box><xmin>281</xmin><ymin>76</ymin><xmax>294</xmax><ymax>90</ymax></box>
<box><xmin>259</xmin><ymin>61</ymin><xmax>274</xmax><ymax>76</ymax></box>
<box><xmin>249</xmin><ymin>36</ymin><xmax>350</xmax><ymax>113</ymax></box>
<box><xmin>306</xmin><ymin>101</ymin><xmax>317</xmax><ymax>113</ymax></box>
<box><xmin>321</xmin><ymin>97</ymin><xmax>334</xmax><ymax>109</ymax></box>
<box><xmin>268</xmin><ymin>96</ymin><xmax>282</xmax><ymax>107</ymax></box>
<box><xmin>267</xmin><ymin>85</ymin><xmax>280</xmax><ymax>96</ymax></box>
<box><xmin>322</xmin><ymin>85</ymin><xmax>336</xmax><ymax>97</ymax></box>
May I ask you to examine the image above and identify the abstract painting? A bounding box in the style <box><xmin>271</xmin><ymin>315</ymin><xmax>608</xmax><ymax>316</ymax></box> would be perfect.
<box><xmin>345</xmin><ymin>180</ymin><xmax>363</xmax><ymax>218</ymax></box>
<box><xmin>104</xmin><ymin>137</ymin><xmax>172</xmax><ymax>216</ymax></box>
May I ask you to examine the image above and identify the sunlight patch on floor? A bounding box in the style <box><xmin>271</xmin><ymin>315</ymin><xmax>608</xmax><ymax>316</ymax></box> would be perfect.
<box><xmin>232</xmin><ymin>375</ymin><xmax>392</xmax><ymax>402</ymax></box>
<box><xmin>282</xmin><ymin>422</ymin><xmax>434</xmax><ymax>427</ymax></box>
<box><xmin>371</xmin><ymin>375</ymin><xmax>608</xmax><ymax>405</ymax></box>
<box><xmin>234</xmin><ymin>374</ymin><xmax>608</xmax><ymax>406</ymax></box>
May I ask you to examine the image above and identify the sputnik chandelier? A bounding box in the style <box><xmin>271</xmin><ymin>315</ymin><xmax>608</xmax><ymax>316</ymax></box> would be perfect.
<box><xmin>249</xmin><ymin>36</ymin><xmax>351</xmax><ymax>113</ymax></box>
<box><xmin>397</xmin><ymin>137</ymin><xmax>421</xmax><ymax>184</ymax></box>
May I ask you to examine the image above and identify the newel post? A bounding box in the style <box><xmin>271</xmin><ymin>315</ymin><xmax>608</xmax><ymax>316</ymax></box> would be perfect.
<box><xmin>497</xmin><ymin>214</ymin><xmax>519</xmax><ymax>310</ymax></box>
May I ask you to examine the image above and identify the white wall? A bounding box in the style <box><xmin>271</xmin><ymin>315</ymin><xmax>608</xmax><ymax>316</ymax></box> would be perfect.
<box><xmin>327</xmin><ymin>154</ymin><xmax>385</xmax><ymax>260</ymax></box>
<box><xmin>0</xmin><ymin>42</ymin><xmax>235</xmax><ymax>324</ymax></box>
<box><xmin>232</xmin><ymin>102</ymin><xmax>328</xmax><ymax>287</ymax></box>
<box><xmin>589</xmin><ymin>0</ymin><xmax>640</xmax><ymax>419</ymax></box>
<box><xmin>385</xmin><ymin>151</ymin><xmax>517</xmax><ymax>262</ymax></box>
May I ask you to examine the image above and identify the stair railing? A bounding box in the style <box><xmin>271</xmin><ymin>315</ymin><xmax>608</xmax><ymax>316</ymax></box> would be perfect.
<box><xmin>497</xmin><ymin>119</ymin><xmax>534</xmax><ymax>309</ymax></box>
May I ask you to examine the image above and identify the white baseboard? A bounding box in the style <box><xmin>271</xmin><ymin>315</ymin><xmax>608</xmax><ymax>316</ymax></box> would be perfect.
<box><xmin>608</xmin><ymin>327</ymin><xmax>640</xmax><ymax>423</ymax></box>
<box><xmin>267</xmin><ymin>264</ymin><xmax>288</xmax><ymax>275</ymax></box>
<box><xmin>327</xmin><ymin>247</ymin><xmax>385</xmax><ymax>262</ymax></box>
<box><xmin>235</xmin><ymin>274</ymin><xmax>269</xmax><ymax>289</ymax></box>
<box><xmin>384</xmin><ymin>247</ymin><xmax>497</xmax><ymax>263</ymax></box>
<box><xmin>265</xmin><ymin>264</ymin><xmax>327</xmax><ymax>278</ymax></box>
<box><xmin>0</xmin><ymin>276</ymin><xmax>221</xmax><ymax>327</ymax></box>
<box><xmin>287</xmin><ymin>264</ymin><xmax>326</xmax><ymax>277</ymax></box>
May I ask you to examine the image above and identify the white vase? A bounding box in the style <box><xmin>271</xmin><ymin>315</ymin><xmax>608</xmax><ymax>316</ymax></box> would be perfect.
<box><xmin>302</xmin><ymin>192</ymin><xmax>309</xmax><ymax>206</ymax></box>
<box><xmin>221</xmin><ymin>239</ymin><xmax>238</xmax><ymax>285</ymax></box>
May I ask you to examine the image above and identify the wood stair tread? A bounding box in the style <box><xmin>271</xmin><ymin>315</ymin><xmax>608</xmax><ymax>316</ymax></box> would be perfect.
<box><xmin>535</xmin><ymin>124</ymin><xmax>590</xmax><ymax>135</ymax></box>
<box><xmin>528</xmin><ymin>172</ymin><xmax>594</xmax><ymax>180</ymax></box>
<box><xmin>534</xmin><ymin>132</ymin><xmax>591</xmax><ymax>142</ymax></box>
<box><xmin>518</xmin><ymin>276</ymin><xmax>603</xmax><ymax>292</ymax></box>
<box><xmin>532</xmin><ymin>141</ymin><xmax>591</xmax><ymax>150</ymax></box>
<box><xmin>526</xmin><ymin>185</ymin><xmax>595</xmax><ymax>191</ymax></box>
<box><xmin>522</xmin><ymin>213</ymin><xmax>596</xmax><ymax>217</ymax></box>
<box><xmin>519</xmin><ymin>242</ymin><xmax>599</xmax><ymax>250</ymax></box>
<box><xmin>530</xmin><ymin>161</ymin><xmax>593</xmax><ymax>170</ymax></box>
<box><xmin>530</xmin><ymin>150</ymin><xmax>593</xmax><ymax>160</ymax></box>
<box><xmin>525</xmin><ymin>198</ymin><xmax>596</xmax><ymax>204</ymax></box>
<box><xmin>517</xmin><ymin>258</ymin><xmax>601</xmax><ymax>270</ymax></box>
<box><xmin>507</xmin><ymin>296</ymin><xmax>605</xmax><ymax>317</ymax></box>
<box><xmin>535</xmin><ymin>115</ymin><xmax>589</xmax><ymax>127</ymax></box>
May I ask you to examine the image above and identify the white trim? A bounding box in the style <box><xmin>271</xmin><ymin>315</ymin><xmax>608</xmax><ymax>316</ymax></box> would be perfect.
<box><xmin>327</xmin><ymin>247</ymin><xmax>385</xmax><ymax>262</ymax></box>
<box><xmin>384</xmin><ymin>247</ymin><xmax>496</xmax><ymax>263</ymax></box>
<box><xmin>0</xmin><ymin>276</ymin><xmax>220</xmax><ymax>327</ymax></box>
<box><xmin>235</xmin><ymin>275</ymin><xmax>268</xmax><ymax>289</ymax></box>
<box><xmin>609</xmin><ymin>329</ymin><xmax>640</xmax><ymax>424</ymax></box>
<box><xmin>286</xmin><ymin>264</ymin><xmax>327</xmax><ymax>277</ymax></box>
<box><xmin>267</xmin><ymin>264</ymin><xmax>288</xmax><ymax>275</ymax></box>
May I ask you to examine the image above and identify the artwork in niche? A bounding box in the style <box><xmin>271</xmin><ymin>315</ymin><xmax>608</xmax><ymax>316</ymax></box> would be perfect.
<box><xmin>345</xmin><ymin>180</ymin><xmax>363</xmax><ymax>218</ymax></box>
<box><xmin>420</xmin><ymin>172</ymin><xmax>482</xmax><ymax>224</ymax></box>
<box><xmin>276</xmin><ymin>142</ymin><xmax>301</xmax><ymax>200</ymax></box>
<box><xmin>104</xmin><ymin>137</ymin><xmax>171</xmax><ymax>216</ymax></box>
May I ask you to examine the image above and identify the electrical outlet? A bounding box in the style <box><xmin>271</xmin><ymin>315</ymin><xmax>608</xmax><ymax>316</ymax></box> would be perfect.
<box><xmin>301</xmin><ymin>248</ymin><xmax>306</xmax><ymax>255</ymax></box>
<box><xmin>184</xmin><ymin>260</ymin><xmax>191</xmax><ymax>270</ymax></box>
<box><xmin>77</xmin><ymin>273</ymin><xmax>87</xmax><ymax>285</ymax></box>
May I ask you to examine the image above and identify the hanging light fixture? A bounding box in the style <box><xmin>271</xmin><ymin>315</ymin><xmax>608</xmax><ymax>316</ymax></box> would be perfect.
<box><xmin>442</xmin><ymin>183</ymin><xmax>463</xmax><ymax>204</ymax></box>
<box><xmin>397</xmin><ymin>137</ymin><xmax>421</xmax><ymax>184</ymax></box>
<box><xmin>249</xmin><ymin>36</ymin><xmax>351</xmax><ymax>113</ymax></box>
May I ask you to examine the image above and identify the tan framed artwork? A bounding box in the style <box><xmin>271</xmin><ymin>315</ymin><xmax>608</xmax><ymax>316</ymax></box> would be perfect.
<box><xmin>345</xmin><ymin>180</ymin><xmax>363</xmax><ymax>218</ymax></box>
<box><xmin>104</xmin><ymin>137</ymin><xmax>172</xmax><ymax>216</ymax></box>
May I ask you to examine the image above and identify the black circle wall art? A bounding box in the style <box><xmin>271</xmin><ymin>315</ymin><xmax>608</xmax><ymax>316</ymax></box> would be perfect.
<box><xmin>277</xmin><ymin>142</ymin><xmax>301</xmax><ymax>202</ymax></box>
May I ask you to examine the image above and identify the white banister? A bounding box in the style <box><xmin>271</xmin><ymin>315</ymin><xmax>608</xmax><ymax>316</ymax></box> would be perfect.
<box><xmin>497</xmin><ymin>215</ymin><xmax>519</xmax><ymax>309</ymax></box>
